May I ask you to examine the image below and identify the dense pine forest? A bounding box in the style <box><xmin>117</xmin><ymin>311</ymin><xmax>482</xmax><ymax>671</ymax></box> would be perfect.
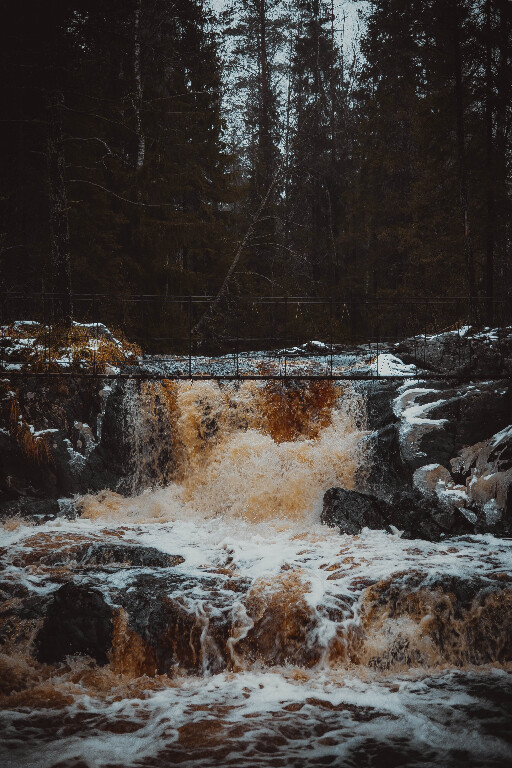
<box><xmin>1</xmin><ymin>0</ymin><xmax>511</xmax><ymax>332</ymax></box>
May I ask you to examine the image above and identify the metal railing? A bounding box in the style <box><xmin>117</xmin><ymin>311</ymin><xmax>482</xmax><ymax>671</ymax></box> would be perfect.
<box><xmin>1</xmin><ymin>293</ymin><xmax>511</xmax><ymax>380</ymax></box>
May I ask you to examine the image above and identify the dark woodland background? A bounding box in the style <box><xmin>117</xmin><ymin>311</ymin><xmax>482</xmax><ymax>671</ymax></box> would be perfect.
<box><xmin>1</xmin><ymin>0</ymin><xmax>511</xmax><ymax>339</ymax></box>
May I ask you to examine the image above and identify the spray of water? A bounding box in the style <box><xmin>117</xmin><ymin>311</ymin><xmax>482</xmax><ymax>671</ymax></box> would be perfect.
<box><xmin>80</xmin><ymin>379</ymin><xmax>366</xmax><ymax>524</ymax></box>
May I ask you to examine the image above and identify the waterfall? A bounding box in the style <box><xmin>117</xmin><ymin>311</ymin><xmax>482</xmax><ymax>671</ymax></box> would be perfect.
<box><xmin>1</xmin><ymin>378</ymin><xmax>512</xmax><ymax>768</ymax></box>
<box><xmin>83</xmin><ymin>379</ymin><xmax>367</xmax><ymax>523</ymax></box>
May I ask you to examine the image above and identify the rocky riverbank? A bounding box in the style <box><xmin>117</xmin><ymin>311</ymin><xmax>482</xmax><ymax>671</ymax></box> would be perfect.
<box><xmin>1</xmin><ymin>325</ymin><xmax>511</xmax><ymax>540</ymax></box>
<box><xmin>1</xmin><ymin>326</ymin><xmax>512</xmax><ymax>768</ymax></box>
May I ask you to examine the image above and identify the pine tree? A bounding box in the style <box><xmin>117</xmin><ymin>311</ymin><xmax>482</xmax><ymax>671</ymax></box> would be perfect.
<box><xmin>286</xmin><ymin>0</ymin><xmax>352</xmax><ymax>291</ymax></box>
<box><xmin>221</xmin><ymin>0</ymin><xmax>287</xmax><ymax>293</ymax></box>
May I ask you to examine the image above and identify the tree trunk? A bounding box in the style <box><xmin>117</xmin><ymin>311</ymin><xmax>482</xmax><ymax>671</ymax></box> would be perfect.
<box><xmin>484</xmin><ymin>0</ymin><xmax>495</xmax><ymax>324</ymax></box>
<box><xmin>47</xmin><ymin>91</ymin><xmax>72</xmax><ymax>327</ymax></box>
<box><xmin>452</xmin><ymin>3</ymin><xmax>475</xmax><ymax>315</ymax></box>
<box><xmin>134</xmin><ymin>0</ymin><xmax>145</xmax><ymax>171</ymax></box>
<box><xmin>258</xmin><ymin>0</ymin><xmax>273</xmax><ymax>194</ymax></box>
<box><xmin>495</xmin><ymin>0</ymin><xmax>510</xmax><ymax>299</ymax></box>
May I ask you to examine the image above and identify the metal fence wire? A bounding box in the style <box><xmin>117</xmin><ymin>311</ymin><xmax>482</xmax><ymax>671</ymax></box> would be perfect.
<box><xmin>1</xmin><ymin>293</ymin><xmax>511</xmax><ymax>380</ymax></box>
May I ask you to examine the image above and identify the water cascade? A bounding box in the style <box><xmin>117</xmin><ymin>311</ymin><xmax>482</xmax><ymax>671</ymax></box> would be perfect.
<box><xmin>1</xmin><ymin>379</ymin><xmax>511</xmax><ymax>767</ymax></box>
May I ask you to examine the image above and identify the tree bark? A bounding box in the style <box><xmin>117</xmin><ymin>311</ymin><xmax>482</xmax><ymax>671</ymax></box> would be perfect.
<box><xmin>257</xmin><ymin>0</ymin><xmax>273</xmax><ymax>193</ymax></box>
<box><xmin>47</xmin><ymin>91</ymin><xmax>72</xmax><ymax>327</ymax></box>
<box><xmin>134</xmin><ymin>0</ymin><xmax>145</xmax><ymax>171</ymax></box>
<box><xmin>451</xmin><ymin>2</ymin><xmax>475</xmax><ymax>315</ymax></box>
<box><xmin>495</xmin><ymin>0</ymin><xmax>510</xmax><ymax>298</ymax></box>
<box><xmin>484</xmin><ymin>0</ymin><xmax>495</xmax><ymax>324</ymax></box>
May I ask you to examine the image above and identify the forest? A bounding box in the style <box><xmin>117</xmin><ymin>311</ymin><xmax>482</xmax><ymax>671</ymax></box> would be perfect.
<box><xmin>1</xmin><ymin>0</ymin><xmax>511</xmax><ymax>338</ymax></box>
<box><xmin>2</xmin><ymin>5</ymin><xmax>512</xmax><ymax>763</ymax></box>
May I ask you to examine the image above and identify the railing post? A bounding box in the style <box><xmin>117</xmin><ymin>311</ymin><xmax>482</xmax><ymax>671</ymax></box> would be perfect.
<box><xmin>329</xmin><ymin>298</ymin><xmax>333</xmax><ymax>378</ymax></box>
<box><xmin>456</xmin><ymin>300</ymin><xmax>461</xmax><ymax>372</ymax></box>
<box><xmin>283</xmin><ymin>296</ymin><xmax>287</xmax><ymax>378</ymax></box>
<box><xmin>93</xmin><ymin>294</ymin><xmax>98</xmax><ymax>376</ymax></box>
<box><xmin>235</xmin><ymin>297</ymin><xmax>239</xmax><ymax>378</ymax></box>
<box><xmin>424</xmin><ymin>302</ymin><xmax>427</xmax><ymax>369</ymax></box>
<box><xmin>139</xmin><ymin>294</ymin><xmax>144</xmax><ymax>354</ymax></box>
<box><xmin>42</xmin><ymin>291</ymin><xmax>47</xmax><ymax>371</ymax></box>
<box><xmin>376</xmin><ymin>319</ymin><xmax>379</xmax><ymax>378</ymax></box>
<box><xmin>188</xmin><ymin>295</ymin><xmax>192</xmax><ymax>378</ymax></box>
<box><xmin>0</xmin><ymin>293</ymin><xmax>4</xmax><ymax>373</ymax></box>
<box><xmin>48</xmin><ymin>293</ymin><xmax>52</xmax><ymax>371</ymax></box>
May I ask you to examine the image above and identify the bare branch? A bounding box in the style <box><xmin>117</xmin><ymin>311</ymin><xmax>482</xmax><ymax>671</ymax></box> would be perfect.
<box><xmin>68</xmin><ymin>179</ymin><xmax>178</xmax><ymax>208</ymax></box>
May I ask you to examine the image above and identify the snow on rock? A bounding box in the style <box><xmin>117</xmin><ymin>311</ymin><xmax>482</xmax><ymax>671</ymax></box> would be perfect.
<box><xmin>393</xmin><ymin>325</ymin><xmax>512</xmax><ymax>377</ymax></box>
<box><xmin>1</xmin><ymin>319</ymin><xmax>139</xmax><ymax>372</ymax></box>
<box><xmin>72</xmin><ymin>320</ymin><xmax>116</xmax><ymax>341</ymax></box>
<box><xmin>491</xmin><ymin>424</ymin><xmax>512</xmax><ymax>447</ymax></box>
<box><xmin>413</xmin><ymin>463</ymin><xmax>452</xmax><ymax>495</ymax></box>
<box><xmin>449</xmin><ymin>423</ymin><xmax>512</xmax><ymax>526</ymax></box>
<box><xmin>392</xmin><ymin>386</ymin><xmax>449</xmax><ymax>464</ymax></box>
<box><xmin>483</xmin><ymin>499</ymin><xmax>502</xmax><ymax>526</ymax></box>
<box><xmin>373</xmin><ymin>353</ymin><xmax>418</xmax><ymax>377</ymax></box>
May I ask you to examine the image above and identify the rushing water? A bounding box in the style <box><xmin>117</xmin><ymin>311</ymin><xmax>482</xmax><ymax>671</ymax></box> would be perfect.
<box><xmin>1</xmin><ymin>379</ymin><xmax>511</xmax><ymax>767</ymax></box>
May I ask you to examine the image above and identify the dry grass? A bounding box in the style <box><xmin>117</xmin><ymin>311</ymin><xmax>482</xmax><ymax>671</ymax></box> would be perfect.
<box><xmin>9</xmin><ymin>399</ymin><xmax>53</xmax><ymax>467</ymax></box>
<box><xmin>1</xmin><ymin>322</ymin><xmax>141</xmax><ymax>372</ymax></box>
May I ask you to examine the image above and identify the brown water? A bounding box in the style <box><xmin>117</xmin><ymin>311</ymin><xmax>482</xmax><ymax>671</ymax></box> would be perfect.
<box><xmin>1</xmin><ymin>379</ymin><xmax>511</xmax><ymax>767</ymax></box>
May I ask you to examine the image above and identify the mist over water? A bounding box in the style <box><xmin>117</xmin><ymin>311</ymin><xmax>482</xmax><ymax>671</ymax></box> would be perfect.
<box><xmin>1</xmin><ymin>379</ymin><xmax>512</xmax><ymax>767</ymax></box>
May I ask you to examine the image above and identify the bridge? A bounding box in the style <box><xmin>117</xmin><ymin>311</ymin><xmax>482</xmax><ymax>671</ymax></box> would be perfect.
<box><xmin>1</xmin><ymin>294</ymin><xmax>511</xmax><ymax>381</ymax></box>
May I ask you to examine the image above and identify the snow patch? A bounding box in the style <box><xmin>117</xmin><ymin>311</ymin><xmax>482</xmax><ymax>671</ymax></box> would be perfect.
<box><xmin>373</xmin><ymin>353</ymin><xmax>418</xmax><ymax>377</ymax></box>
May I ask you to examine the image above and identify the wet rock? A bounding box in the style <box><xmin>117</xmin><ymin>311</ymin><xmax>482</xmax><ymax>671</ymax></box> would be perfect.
<box><xmin>413</xmin><ymin>464</ymin><xmax>452</xmax><ymax>495</ymax></box>
<box><xmin>77</xmin><ymin>543</ymin><xmax>184</xmax><ymax>569</ymax></box>
<box><xmin>361</xmin><ymin>381</ymin><xmax>400</xmax><ymax>432</ymax></box>
<box><xmin>46</xmin><ymin>431</ymin><xmax>88</xmax><ymax>496</ymax></box>
<box><xmin>454</xmin><ymin>381</ymin><xmax>511</xmax><ymax>452</ymax></box>
<box><xmin>321</xmin><ymin>488</ymin><xmax>390</xmax><ymax>534</ymax></box>
<box><xmin>450</xmin><ymin>426</ymin><xmax>512</xmax><ymax>529</ymax></box>
<box><xmin>26</xmin><ymin>541</ymin><xmax>184</xmax><ymax>569</ymax></box>
<box><xmin>97</xmin><ymin>379</ymin><xmax>176</xmax><ymax>493</ymax></box>
<box><xmin>388</xmin><ymin>488</ymin><xmax>475</xmax><ymax>541</ymax></box>
<box><xmin>0</xmin><ymin>588</ymin><xmax>50</xmax><ymax>660</ymax></box>
<box><xmin>0</xmin><ymin>496</ymin><xmax>64</xmax><ymax>523</ymax></box>
<box><xmin>0</xmin><ymin>429</ymin><xmax>57</xmax><ymax>499</ymax></box>
<box><xmin>321</xmin><ymin>486</ymin><xmax>475</xmax><ymax>541</ymax></box>
<box><xmin>96</xmin><ymin>381</ymin><xmax>132</xmax><ymax>484</ymax></box>
<box><xmin>362</xmin><ymin>424</ymin><xmax>407</xmax><ymax>498</ymax></box>
<box><xmin>115</xmin><ymin>572</ymin><xmax>239</xmax><ymax>675</ymax></box>
<box><xmin>0</xmin><ymin>376</ymin><xmax>141</xmax><ymax>499</ymax></box>
<box><xmin>394</xmin><ymin>381</ymin><xmax>511</xmax><ymax>472</ymax></box>
<box><xmin>360</xmin><ymin>572</ymin><xmax>512</xmax><ymax>667</ymax></box>
<box><xmin>36</xmin><ymin>583</ymin><xmax>114</xmax><ymax>665</ymax></box>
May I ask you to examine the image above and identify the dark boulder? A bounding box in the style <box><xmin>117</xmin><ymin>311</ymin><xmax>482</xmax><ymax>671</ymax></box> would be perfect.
<box><xmin>36</xmin><ymin>583</ymin><xmax>114</xmax><ymax>665</ymax></box>
<box><xmin>321</xmin><ymin>487</ymin><xmax>390</xmax><ymax>534</ymax></box>
<box><xmin>388</xmin><ymin>488</ymin><xmax>475</xmax><ymax>541</ymax></box>
<box><xmin>362</xmin><ymin>424</ymin><xmax>407</xmax><ymax>497</ymax></box>
<box><xmin>453</xmin><ymin>381</ymin><xmax>511</xmax><ymax>453</ymax></box>
<box><xmin>321</xmin><ymin>486</ymin><xmax>476</xmax><ymax>541</ymax></box>
<box><xmin>76</xmin><ymin>543</ymin><xmax>184</xmax><ymax>569</ymax></box>
<box><xmin>393</xmin><ymin>380</ymin><xmax>511</xmax><ymax>472</ymax></box>
<box><xmin>116</xmin><ymin>572</ymin><xmax>245</xmax><ymax>675</ymax></box>
<box><xmin>0</xmin><ymin>496</ymin><xmax>65</xmax><ymax>524</ymax></box>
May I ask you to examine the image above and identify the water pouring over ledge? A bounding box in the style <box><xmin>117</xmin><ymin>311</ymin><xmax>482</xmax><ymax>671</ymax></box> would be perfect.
<box><xmin>1</xmin><ymin>374</ymin><xmax>512</xmax><ymax>768</ymax></box>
